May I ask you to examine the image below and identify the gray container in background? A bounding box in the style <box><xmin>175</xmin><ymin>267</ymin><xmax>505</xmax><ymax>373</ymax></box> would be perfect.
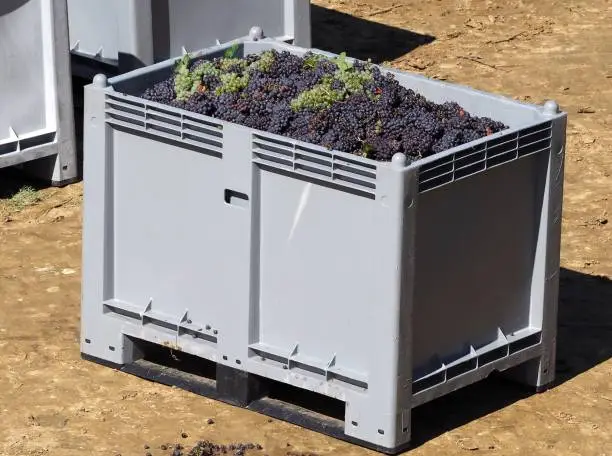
<box><xmin>67</xmin><ymin>0</ymin><xmax>311</xmax><ymax>76</ymax></box>
<box><xmin>0</xmin><ymin>0</ymin><xmax>78</xmax><ymax>185</ymax></box>
<box><xmin>80</xmin><ymin>39</ymin><xmax>566</xmax><ymax>452</ymax></box>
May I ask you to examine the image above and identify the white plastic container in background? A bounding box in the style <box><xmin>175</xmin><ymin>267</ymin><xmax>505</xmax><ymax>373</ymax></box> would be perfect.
<box><xmin>0</xmin><ymin>0</ymin><xmax>78</xmax><ymax>185</ymax></box>
<box><xmin>67</xmin><ymin>0</ymin><xmax>311</xmax><ymax>76</ymax></box>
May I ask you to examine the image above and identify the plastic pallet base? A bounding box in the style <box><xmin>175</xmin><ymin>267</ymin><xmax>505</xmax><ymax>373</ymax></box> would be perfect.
<box><xmin>81</xmin><ymin>352</ymin><xmax>413</xmax><ymax>455</ymax></box>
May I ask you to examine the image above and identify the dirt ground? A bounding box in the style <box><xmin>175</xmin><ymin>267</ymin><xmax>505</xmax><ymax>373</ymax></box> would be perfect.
<box><xmin>1</xmin><ymin>0</ymin><xmax>611</xmax><ymax>455</ymax></box>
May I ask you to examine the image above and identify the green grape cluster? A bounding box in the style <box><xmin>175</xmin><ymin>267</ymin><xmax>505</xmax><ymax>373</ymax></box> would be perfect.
<box><xmin>375</xmin><ymin>119</ymin><xmax>383</xmax><ymax>135</ymax></box>
<box><xmin>332</xmin><ymin>52</ymin><xmax>353</xmax><ymax>72</ymax></box>
<box><xmin>333</xmin><ymin>52</ymin><xmax>375</xmax><ymax>97</ymax></box>
<box><xmin>250</xmin><ymin>50</ymin><xmax>276</xmax><ymax>72</ymax></box>
<box><xmin>219</xmin><ymin>58</ymin><xmax>247</xmax><ymax>72</ymax></box>
<box><xmin>224</xmin><ymin>43</ymin><xmax>240</xmax><ymax>58</ymax></box>
<box><xmin>174</xmin><ymin>56</ymin><xmax>224</xmax><ymax>100</ymax></box>
<box><xmin>173</xmin><ymin>49</ymin><xmax>278</xmax><ymax>100</ymax></box>
<box><xmin>360</xmin><ymin>142</ymin><xmax>374</xmax><ymax>158</ymax></box>
<box><xmin>174</xmin><ymin>54</ymin><xmax>197</xmax><ymax>101</ymax></box>
<box><xmin>290</xmin><ymin>81</ymin><xmax>344</xmax><ymax>111</ymax></box>
<box><xmin>334</xmin><ymin>66</ymin><xmax>373</xmax><ymax>94</ymax></box>
<box><xmin>215</xmin><ymin>72</ymin><xmax>250</xmax><ymax>95</ymax></box>
<box><xmin>290</xmin><ymin>52</ymin><xmax>375</xmax><ymax>111</ymax></box>
<box><xmin>302</xmin><ymin>52</ymin><xmax>326</xmax><ymax>70</ymax></box>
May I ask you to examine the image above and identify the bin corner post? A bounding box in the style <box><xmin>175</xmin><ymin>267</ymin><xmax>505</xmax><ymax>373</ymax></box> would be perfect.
<box><xmin>39</xmin><ymin>141</ymin><xmax>80</xmax><ymax>187</ymax></box>
<box><xmin>23</xmin><ymin>137</ymin><xmax>80</xmax><ymax>187</ymax></box>
<box><xmin>537</xmin><ymin>111</ymin><xmax>566</xmax><ymax>390</ymax></box>
<box><xmin>49</xmin><ymin>0</ymin><xmax>78</xmax><ymax>186</ymax></box>
<box><xmin>345</xmin><ymin>153</ymin><xmax>416</xmax><ymax>452</ymax></box>
<box><xmin>80</xmin><ymin>76</ymin><xmax>140</xmax><ymax>367</ymax></box>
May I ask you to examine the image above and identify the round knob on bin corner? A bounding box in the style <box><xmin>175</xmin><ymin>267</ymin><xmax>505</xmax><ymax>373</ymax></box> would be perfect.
<box><xmin>93</xmin><ymin>73</ymin><xmax>108</xmax><ymax>88</ymax></box>
<box><xmin>391</xmin><ymin>153</ymin><xmax>407</xmax><ymax>168</ymax></box>
<box><xmin>543</xmin><ymin>100</ymin><xmax>560</xmax><ymax>115</ymax></box>
<box><xmin>249</xmin><ymin>26</ymin><xmax>265</xmax><ymax>41</ymax></box>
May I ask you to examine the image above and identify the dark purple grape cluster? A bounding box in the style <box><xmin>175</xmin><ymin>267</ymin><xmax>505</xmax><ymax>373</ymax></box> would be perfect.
<box><xmin>141</xmin><ymin>77</ymin><xmax>176</xmax><ymax>104</ymax></box>
<box><xmin>139</xmin><ymin>50</ymin><xmax>507</xmax><ymax>162</ymax></box>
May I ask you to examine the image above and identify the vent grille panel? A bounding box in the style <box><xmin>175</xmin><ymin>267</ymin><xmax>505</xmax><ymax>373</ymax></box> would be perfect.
<box><xmin>253</xmin><ymin>134</ymin><xmax>377</xmax><ymax>198</ymax></box>
<box><xmin>419</xmin><ymin>122</ymin><xmax>553</xmax><ymax>193</ymax></box>
<box><xmin>105</xmin><ymin>95</ymin><xmax>223</xmax><ymax>157</ymax></box>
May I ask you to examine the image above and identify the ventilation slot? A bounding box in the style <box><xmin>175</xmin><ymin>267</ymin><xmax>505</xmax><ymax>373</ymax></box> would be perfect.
<box><xmin>419</xmin><ymin>157</ymin><xmax>455</xmax><ymax>190</ymax></box>
<box><xmin>295</xmin><ymin>148</ymin><xmax>333</xmax><ymax>178</ymax></box>
<box><xmin>253</xmin><ymin>138</ymin><xmax>294</xmax><ymax>169</ymax></box>
<box><xmin>147</xmin><ymin>106</ymin><xmax>182</xmax><ymax>125</ymax></box>
<box><xmin>334</xmin><ymin>155</ymin><xmax>377</xmax><ymax>179</ymax></box>
<box><xmin>105</xmin><ymin>94</ymin><xmax>223</xmax><ymax>158</ymax></box>
<box><xmin>146</xmin><ymin>119</ymin><xmax>181</xmax><ymax>137</ymax></box>
<box><xmin>453</xmin><ymin>147</ymin><xmax>486</xmax><ymax>179</ymax></box>
<box><xmin>486</xmin><ymin>135</ymin><xmax>519</xmax><ymax>168</ymax></box>
<box><xmin>106</xmin><ymin>99</ymin><xmax>146</xmax><ymax>118</ymax></box>
<box><xmin>252</xmin><ymin>133</ymin><xmax>377</xmax><ymax>198</ymax></box>
<box><xmin>518</xmin><ymin>125</ymin><xmax>552</xmax><ymax>158</ymax></box>
<box><xmin>107</xmin><ymin>109</ymin><xmax>146</xmax><ymax>128</ymax></box>
<box><xmin>107</xmin><ymin>94</ymin><xmax>145</xmax><ymax>109</ymax></box>
<box><xmin>419</xmin><ymin>121</ymin><xmax>553</xmax><ymax>193</ymax></box>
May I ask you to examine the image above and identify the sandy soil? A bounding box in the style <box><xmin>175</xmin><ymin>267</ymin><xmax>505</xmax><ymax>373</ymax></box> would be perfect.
<box><xmin>1</xmin><ymin>0</ymin><xmax>611</xmax><ymax>455</ymax></box>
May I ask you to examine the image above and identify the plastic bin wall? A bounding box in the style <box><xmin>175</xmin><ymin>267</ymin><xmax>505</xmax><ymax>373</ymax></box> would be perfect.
<box><xmin>67</xmin><ymin>0</ymin><xmax>311</xmax><ymax>76</ymax></box>
<box><xmin>0</xmin><ymin>0</ymin><xmax>78</xmax><ymax>185</ymax></box>
<box><xmin>81</xmin><ymin>40</ymin><xmax>566</xmax><ymax>452</ymax></box>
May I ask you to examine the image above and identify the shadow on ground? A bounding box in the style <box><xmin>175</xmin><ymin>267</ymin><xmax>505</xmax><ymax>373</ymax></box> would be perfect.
<box><xmin>407</xmin><ymin>267</ymin><xmax>612</xmax><ymax>447</ymax></box>
<box><xmin>311</xmin><ymin>4</ymin><xmax>435</xmax><ymax>63</ymax></box>
<box><xmin>555</xmin><ymin>268</ymin><xmax>612</xmax><ymax>384</ymax></box>
<box><xmin>0</xmin><ymin>168</ymin><xmax>48</xmax><ymax>199</ymax></box>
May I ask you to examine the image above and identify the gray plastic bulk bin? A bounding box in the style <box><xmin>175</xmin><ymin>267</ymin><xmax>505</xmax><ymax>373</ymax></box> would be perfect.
<box><xmin>80</xmin><ymin>39</ymin><xmax>566</xmax><ymax>453</ymax></box>
<box><xmin>0</xmin><ymin>0</ymin><xmax>78</xmax><ymax>185</ymax></box>
<box><xmin>67</xmin><ymin>0</ymin><xmax>311</xmax><ymax>77</ymax></box>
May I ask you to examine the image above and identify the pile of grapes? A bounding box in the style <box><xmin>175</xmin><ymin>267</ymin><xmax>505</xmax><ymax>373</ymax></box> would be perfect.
<box><xmin>141</xmin><ymin>49</ymin><xmax>508</xmax><ymax>162</ymax></box>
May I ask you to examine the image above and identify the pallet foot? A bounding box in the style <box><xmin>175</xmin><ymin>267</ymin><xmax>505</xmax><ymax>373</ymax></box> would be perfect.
<box><xmin>217</xmin><ymin>364</ymin><xmax>268</xmax><ymax>407</ymax></box>
<box><xmin>20</xmin><ymin>153</ymin><xmax>80</xmax><ymax>188</ymax></box>
<box><xmin>51</xmin><ymin>176</ymin><xmax>81</xmax><ymax>187</ymax></box>
<box><xmin>535</xmin><ymin>382</ymin><xmax>554</xmax><ymax>394</ymax></box>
